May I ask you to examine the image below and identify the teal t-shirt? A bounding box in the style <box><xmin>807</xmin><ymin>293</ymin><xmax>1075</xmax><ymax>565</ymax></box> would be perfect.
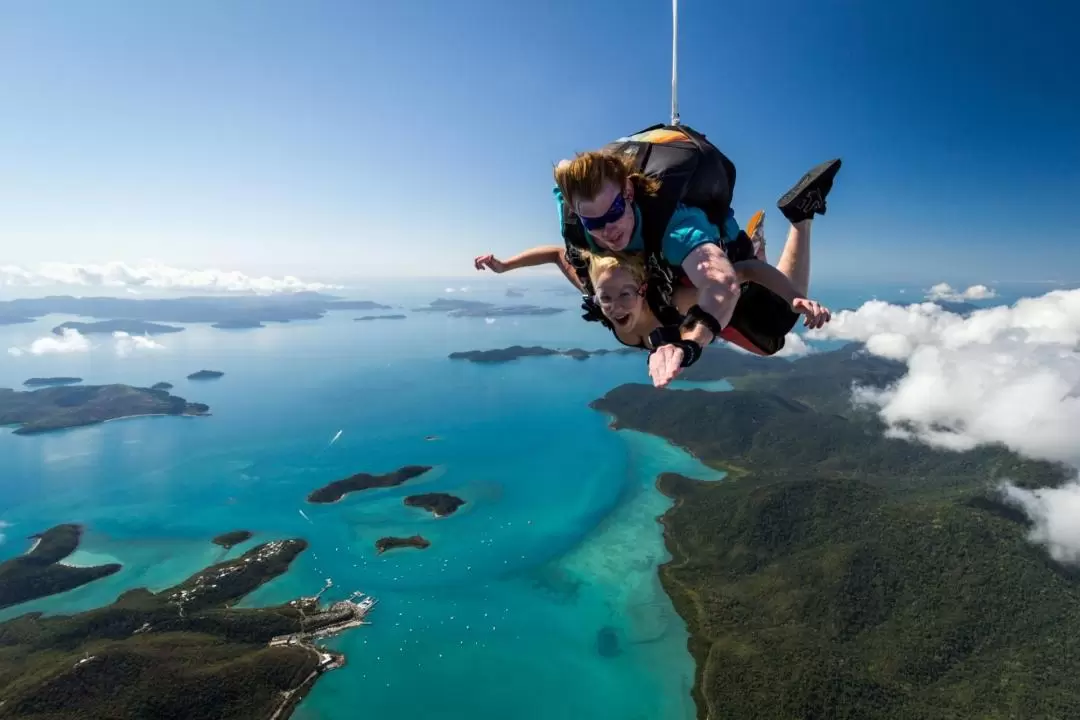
<box><xmin>554</xmin><ymin>187</ymin><xmax>741</xmax><ymax>267</ymax></box>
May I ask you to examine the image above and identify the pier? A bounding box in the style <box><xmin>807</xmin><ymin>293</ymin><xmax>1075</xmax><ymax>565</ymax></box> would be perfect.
<box><xmin>269</xmin><ymin>590</ymin><xmax>377</xmax><ymax>648</ymax></box>
<box><xmin>265</xmin><ymin>590</ymin><xmax>377</xmax><ymax>720</ymax></box>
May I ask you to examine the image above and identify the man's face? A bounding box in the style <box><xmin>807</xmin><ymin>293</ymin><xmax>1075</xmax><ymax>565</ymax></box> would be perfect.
<box><xmin>575</xmin><ymin>180</ymin><xmax>635</xmax><ymax>252</ymax></box>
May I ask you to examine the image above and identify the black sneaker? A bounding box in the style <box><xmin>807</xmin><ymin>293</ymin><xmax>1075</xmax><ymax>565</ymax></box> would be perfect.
<box><xmin>777</xmin><ymin>158</ymin><xmax>842</xmax><ymax>224</ymax></box>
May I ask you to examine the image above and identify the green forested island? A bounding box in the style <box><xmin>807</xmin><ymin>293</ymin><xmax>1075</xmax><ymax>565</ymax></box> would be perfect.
<box><xmin>0</xmin><ymin>537</ymin><xmax>355</xmax><ymax>719</ymax></box>
<box><xmin>0</xmin><ymin>384</ymin><xmax>209</xmax><ymax>435</ymax></box>
<box><xmin>23</xmin><ymin>377</ymin><xmax>82</xmax><ymax>388</ymax></box>
<box><xmin>187</xmin><ymin>370</ymin><xmax>225</xmax><ymax>381</ymax></box>
<box><xmin>404</xmin><ymin>492</ymin><xmax>466</xmax><ymax>517</ymax></box>
<box><xmin>212</xmin><ymin>530</ymin><xmax>254</xmax><ymax>549</ymax></box>
<box><xmin>0</xmin><ymin>524</ymin><xmax>121</xmax><ymax>610</ymax></box>
<box><xmin>307</xmin><ymin>465</ymin><xmax>432</xmax><ymax>504</ymax></box>
<box><xmin>52</xmin><ymin>320</ymin><xmax>184</xmax><ymax>336</ymax></box>
<box><xmin>449</xmin><ymin>345</ymin><xmax>638</xmax><ymax>363</ymax></box>
<box><xmin>591</xmin><ymin>343</ymin><xmax>1080</xmax><ymax>719</ymax></box>
<box><xmin>375</xmin><ymin>535</ymin><xmax>431</xmax><ymax>554</ymax></box>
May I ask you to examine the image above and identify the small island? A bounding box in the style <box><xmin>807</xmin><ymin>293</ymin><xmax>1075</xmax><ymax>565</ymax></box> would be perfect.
<box><xmin>449</xmin><ymin>345</ymin><xmax>637</xmax><ymax>364</ymax></box>
<box><xmin>0</xmin><ymin>523</ymin><xmax>121</xmax><ymax>610</ymax></box>
<box><xmin>0</xmin><ymin>535</ymin><xmax>373</xmax><ymax>718</ymax></box>
<box><xmin>411</xmin><ymin>298</ymin><xmax>493</xmax><ymax>313</ymax></box>
<box><xmin>505</xmin><ymin>288</ymin><xmax>525</xmax><ymax>298</ymax></box>
<box><xmin>0</xmin><ymin>384</ymin><xmax>209</xmax><ymax>435</ymax></box>
<box><xmin>307</xmin><ymin>465</ymin><xmax>432</xmax><ymax>504</ymax></box>
<box><xmin>52</xmin><ymin>319</ymin><xmax>185</xmax><ymax>336</ymax></box>
<box><xmin>0</xmin><ymin>293</ymin><xmax>337</xmax><ymax>325</ymax></box>
<box><xmin>449</xmin><ymin>304</ymin><xmax>565</xmax><ymax>318</ymax></box>
<box><xmin>151</xmin><ymin>381</ymin><xmax>173</xmax><ymax>390</ymax></box>
<box><xmin>212</xmin><ymin>319</ymin><xmax>265</xmax><ymax>329</ymax></box>
<box><xmin>411</xmin><ymin>298</ymin><xmax>566</xmax><ymax>317</ymax></box>
<box><xmin>187</xmin><ymin>370</ymin><xmax>225</xmax><ymax>381</ymax></box>
<box><xmin>404</xmin><ymin>493</ymin><xmax>466</xmax><ymax>517</ymax></box>
<box><xmin>211</xmin><ymin>530</ymin><xmax>254</xmax><ymax>550</ymax></box>
<box><xmin>0</xmin><ymin>315</ymin><xmax>35</xmax><ymax>325</ymax></box>
<box><xmin>355</xmin><ymin>314</ymin><xmax>407</xmax><ymax>322</ymax></box>
<box><xmin>23</xmin><ymin>377</ymin><xmax>83</xmax><ymax>387</ymax></box>
<box><xmin>326</xmin><ymin>300</ymin><xmax>393</xmax><ymax>311</ymax></box>
<box><xmin>375</xmin><ymin>535</ymin><xmax>430</xmax><ymax>554</ymax></box>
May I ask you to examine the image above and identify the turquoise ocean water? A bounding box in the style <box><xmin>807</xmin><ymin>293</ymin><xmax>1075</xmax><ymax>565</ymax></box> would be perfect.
<box><xmin>0</xmin><ymin>278</ymin><xmax>1048</xmax><ymax>718</ymax></box>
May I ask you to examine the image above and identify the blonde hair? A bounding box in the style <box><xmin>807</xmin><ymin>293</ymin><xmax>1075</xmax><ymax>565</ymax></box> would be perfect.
<box><xmin>554</xmin><ymin>151</ymin><xmax>661</xmax><ymax>207</ymax></box>
<box><xmin>579</xmin><ymin>250</ymin><xmax>647</xmax><ymax>288</ymax></box>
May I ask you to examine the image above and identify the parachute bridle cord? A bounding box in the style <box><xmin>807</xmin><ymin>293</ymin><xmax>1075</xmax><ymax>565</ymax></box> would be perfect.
<box><xmin>670</xmin><ymin>0</ymin><xmax>680</xmax><ymax>126</ymax></box>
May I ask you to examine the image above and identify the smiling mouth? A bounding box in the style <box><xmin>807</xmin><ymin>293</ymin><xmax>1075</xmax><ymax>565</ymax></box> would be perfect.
<box><xmin>612</xmin><ymin>312</ymin><xmax>632</xmax><ymax>327</ymax></box>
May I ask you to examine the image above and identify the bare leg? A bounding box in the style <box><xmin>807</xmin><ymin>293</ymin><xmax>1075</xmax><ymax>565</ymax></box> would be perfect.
<box><xmin>772</xmin><ymin>157</ymin><xmax>841</xmax><ymax>298</ymax></box>
<box><xmin>774</xmin><ymin>219</ymin><xmax>812</xmax><ymax>297</ymax></box>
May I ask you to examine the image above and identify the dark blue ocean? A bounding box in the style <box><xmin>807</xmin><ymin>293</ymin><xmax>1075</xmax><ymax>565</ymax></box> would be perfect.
<box><xmin>0</xmin><ymin>277</ymin><xmax>1038</xmax><ymax>718</ymax></box>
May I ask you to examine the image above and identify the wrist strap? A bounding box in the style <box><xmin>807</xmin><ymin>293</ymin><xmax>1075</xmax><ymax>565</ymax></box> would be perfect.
<box><xmin>682</xmin><ymin>304</ymin><xmax>724</xmax><ymax>340</ymax></box>
<box><xmin>647</xmin><ymin>327</ymin><xmax>703</xmax><ymax>367</ymax></box>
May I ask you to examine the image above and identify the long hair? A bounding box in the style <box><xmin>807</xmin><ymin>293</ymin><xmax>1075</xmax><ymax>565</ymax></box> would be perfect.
<box><xmin>578</xmin><ymin>249</ymin><xmax>648</xmax><ymax>288</ymax></box>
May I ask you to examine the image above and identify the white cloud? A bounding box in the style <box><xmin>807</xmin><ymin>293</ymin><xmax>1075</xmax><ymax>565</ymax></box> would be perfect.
<box><xmin>0</xmin><ymin>520</ymin><xmax>9</xmax><ymax>545</ymax></box>
<box><xmin>7</xmin><ymin>328</ymin><xmax>166</xmax><ymax>358</ymax></box>
<box><xmin>926</xmin><ymin>282</ymin><xmax>997</xmax><ymax>302</ymax></box>
<box><xmin>8</xmin><ymin>328</ymin><xmax>92</xmax><ymax>356</ymax></box>
<box><xmin>715</xmin><ymin>332</ymin><xmax>813</xmax><ymax>357</ymax></box>
<box><xmin>484</xmin><ymin>317</ymin><xmax>496</xmax><ymax>324</ymax></box>
<box><xmin>113</xmin><ymin>331</ymin><xmax>165</xmax><ymax>357</ymax></box>
<box><xmin>0</xmin><ymin>261</ymin><xmax>340</xmax><ymax>294</ymax></box>
<box><xmin>999</xmin><ymin>483</ymin><xmax>1080</xmax><ymax>565</ymax></box>
<box><xmin>774</xmin><ymin>332</ymin><xmax>814</xmax><ymax>358</ymax></box>
<box><xmin>808</xmin><ymin>288</ymin><xmax>1080</xmax><ymax>563</ymax></box>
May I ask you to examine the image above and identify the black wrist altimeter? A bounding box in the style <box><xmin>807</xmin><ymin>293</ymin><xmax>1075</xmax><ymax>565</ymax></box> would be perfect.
<box><xmin>681</xmin><ymin>304</ymin><xmax>724</xmax><ymax>341</ymax></box>
<box><xmin>647</xmin><ymin>326</ymin><xmax>702</xmax><ymax>367</ymax></box>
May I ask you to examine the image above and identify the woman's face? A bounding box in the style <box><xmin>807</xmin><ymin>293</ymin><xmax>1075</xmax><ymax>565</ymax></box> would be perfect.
<box><xmin>574</xmin><ymin>180</ymin><xmax>635</xmax><ymax>252</ymax></box>
<box><xmin>593</xmin><ymin>266</ymin><xmax>646</xmax><ymax>330</ymax></box>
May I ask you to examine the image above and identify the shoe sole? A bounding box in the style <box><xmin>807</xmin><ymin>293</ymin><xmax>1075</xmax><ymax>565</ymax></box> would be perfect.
<box><xmin>777</xmin><ymin>158</ymin><xmax>842</xmax><ymax>212</ymax></box>
<box><xmin>745</xmin><ymin>209</ymin><xmax>765</xmax><ymax>239</ymax></box>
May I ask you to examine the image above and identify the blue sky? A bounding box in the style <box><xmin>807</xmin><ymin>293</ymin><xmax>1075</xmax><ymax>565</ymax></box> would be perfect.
<box><xmin>1</xmin><ymin>0</ymin><xmax>1077</xmax><ymax>285</ymax></box>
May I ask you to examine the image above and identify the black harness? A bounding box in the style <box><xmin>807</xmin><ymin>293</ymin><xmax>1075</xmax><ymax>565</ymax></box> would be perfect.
<box><xmin>559</xmin><ymin>123</ymin><xmax>750</xmax><ymax>329</ymax></box>
<box><xmin>559</xmin><ymin>123</ymin><xmax>796</xmax><ymax>358</ymax></box>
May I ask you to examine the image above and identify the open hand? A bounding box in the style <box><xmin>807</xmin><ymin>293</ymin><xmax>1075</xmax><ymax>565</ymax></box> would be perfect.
<box><xmin>648</xmin><ymin>344</ymin><xmax>685</xmax><ymax>388</ymax></box>
<box><xmin>791</xmin><ymin>298</ymin><xmax>831</xmax><ymax>330</ymax></box>
<box><xmin>473</xmin><ymin>254</ymin><xmax>508</xmax><ymax>273</ymax></box>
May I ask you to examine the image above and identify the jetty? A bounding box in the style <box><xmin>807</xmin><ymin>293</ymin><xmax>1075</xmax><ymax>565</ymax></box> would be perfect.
<box><xmin>265</xmin><ymin>589</ymin><xmax>378</xmax><ymax>720</ymax></box>
<box><xmin>270</xmin><ymin>590</ymin><xmax>377</xmax><ymax>647</ymax></box>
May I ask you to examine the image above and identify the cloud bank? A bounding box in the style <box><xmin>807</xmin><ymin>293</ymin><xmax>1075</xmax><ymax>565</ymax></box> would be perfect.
<box><xmin>808</xmin><ymin>288</ymin><xmax>1080</xmax><ymax>562</ymax></box>
<box><xmin>0</xmin><ymin>261</ymin><xmax>340</xmax><ymax>294</ymax></box>
<box><xmin>7</xmin><ymin>328</ymin><xmax>91</xmax><ymax>356</ymax></box>
<box><xmin>926</xmin><ymin>282</ymin><xmax>997</xmax><ymax>302</ymax></box>
<box><xmin>113</xmin><ymin>331</ymin><xmax>165</xmax><ymax>357</ymax></box>
<box><xmin>775</xmin><ymin>332</ymin><xmax>814</xmax><ymax>358</ymax></box>
<box><xmin>8</xmin><ymin>329</ymin><xmax>167</xmax><ymax>357</ymax></box>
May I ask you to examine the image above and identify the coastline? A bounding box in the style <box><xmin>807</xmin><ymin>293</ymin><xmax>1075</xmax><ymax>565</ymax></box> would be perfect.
<box><xmin>100</xmin><ymin>411</ymin><xmax>210</xmax><ymax>424</ymax></box>
<box><xmin>654</xmin><ymin>475</ymin><xmax>712</xmax><ymax>720</ymax></box>
<box><xmin>590</xmin><ymin>404</ymin><xmax>730</xmax><ymax>720</ymax></box>
<box><xmin>0</xmin><ymin>319</ymin><xmax>719</xmax><ymax>719</ymax></box>
<box><xmin>549</xmin><ymin>426</ymin><xmax>725</xmax><ymax>720</ymax></box>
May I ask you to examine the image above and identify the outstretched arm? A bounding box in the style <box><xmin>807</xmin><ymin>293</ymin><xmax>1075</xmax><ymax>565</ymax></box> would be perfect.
<box><xmin>474</xmin><ymin>245</ymin><xmax>584</xmax><ymax>291</ymax></box>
